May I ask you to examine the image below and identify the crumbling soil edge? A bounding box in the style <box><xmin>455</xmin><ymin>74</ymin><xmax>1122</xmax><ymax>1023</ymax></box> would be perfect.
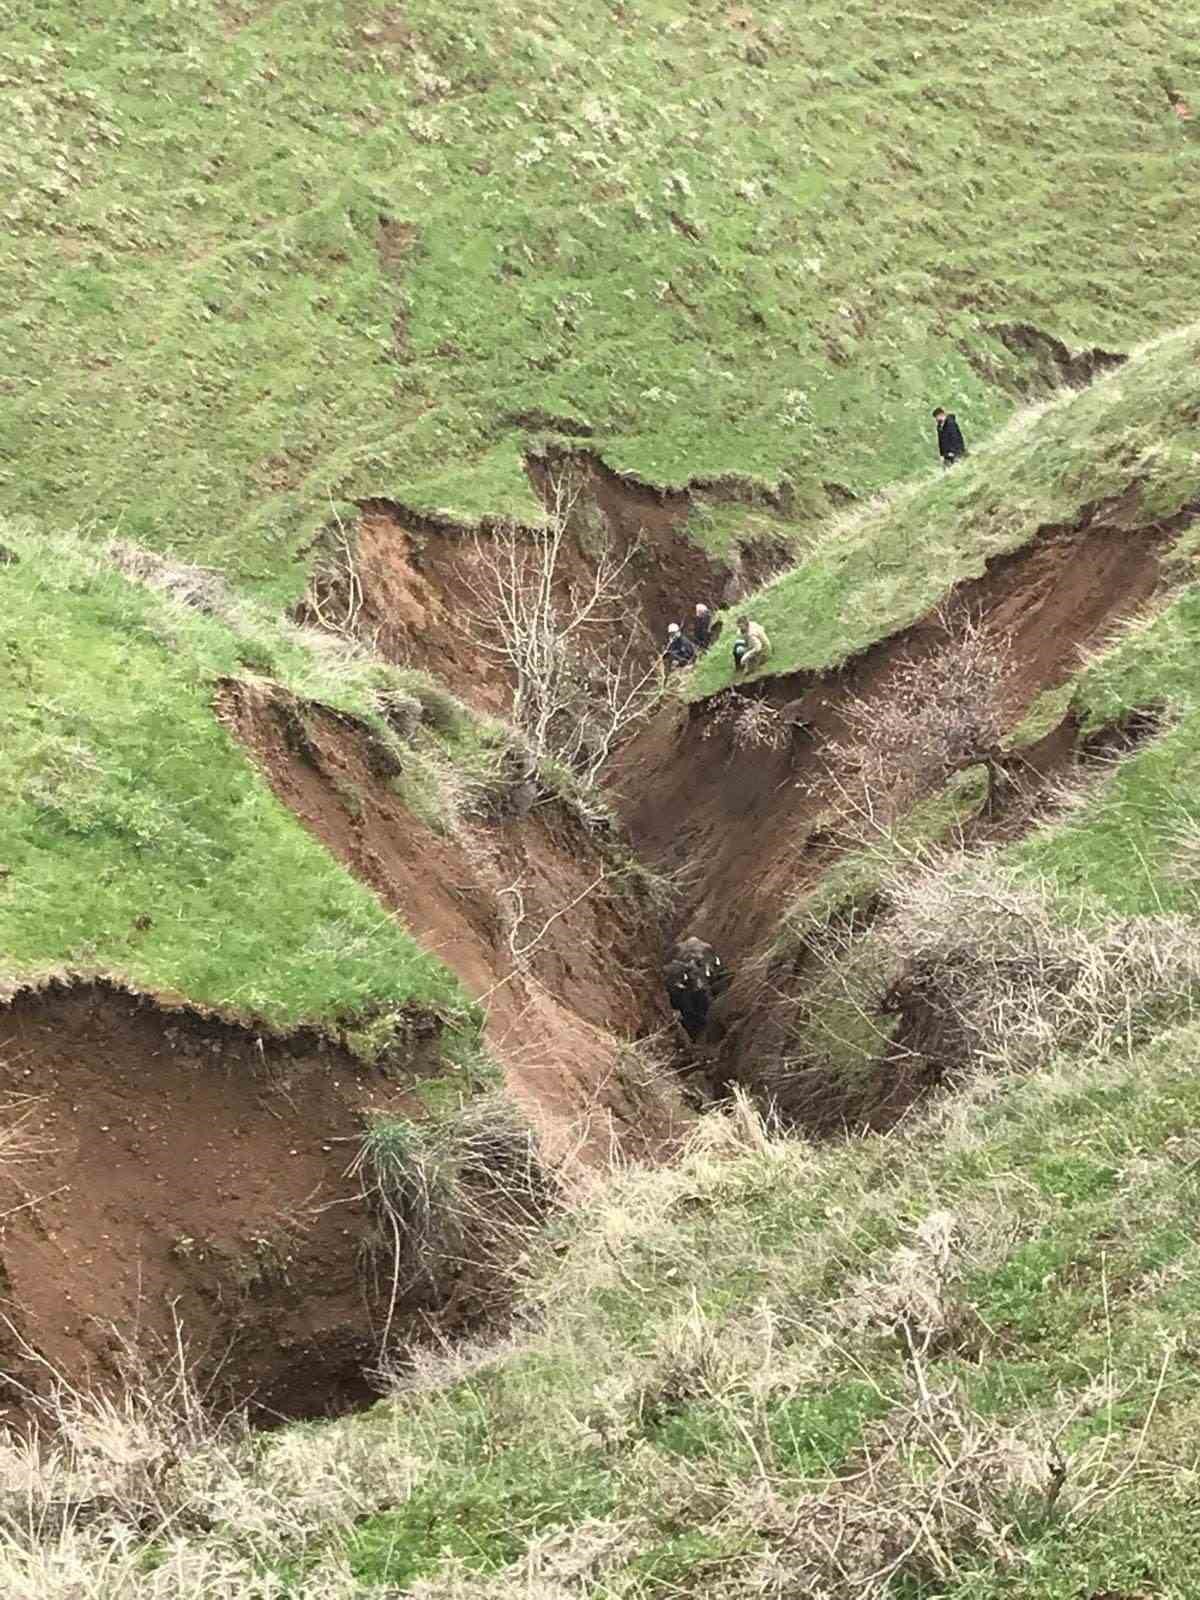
<box><xmin>615</xmin><ymin>494</ymin><xmax>1198</xmax><ymax>1123</ymax></box>
<box><xmin>0</xmin><ymin>977</ymin><xmax>457</xmax><ymax>1427</ymax></box>
<box><xmin>299</xmin><ymin>448</ymin><xmax>795</xmax><ymax>711</ymax></box>
<box><xmin>215</xmin><ymin>676</ymin><xmax>689</xmax><ymax>1172</ymax></box>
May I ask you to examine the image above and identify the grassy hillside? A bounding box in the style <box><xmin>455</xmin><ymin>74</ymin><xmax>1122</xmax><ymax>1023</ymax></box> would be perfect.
<box><xmin>11</xmin><ymin>1022</ymin><xmax>1200</xmax><ymax>1597</ymax></box>
<box><xmin>686</xmin><ymin>325</ymin><xmax>1200</xmax><ymax>696</ymax></box>
<box><xmin>0</xmin><ymin>521</ymin><xmax>474</xmax><ymax>1042</ymax></box>
<box><xmin>2</xmin><ymin>0</ymin><xmax>1197</xmax><ymax>599</ymax></box>
<box><xmin>10</xmin><ymin>338</ymin><xmax>1200</xmax><ymax>1595</ymax></box>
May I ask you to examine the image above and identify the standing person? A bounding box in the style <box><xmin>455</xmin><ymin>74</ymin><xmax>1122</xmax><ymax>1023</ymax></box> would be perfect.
<box><xmin>933</xmin><ymin>407</ymin><xmax>967</xmax><ymax>468</ymax></box>
<box><xmin>732</xmin><ymin>615</ymin><xmax>770</xmax><ymax>674</ymax></box>
<box><xmin>664</xmin><ymin>622</ymin><xmax>697</xmax><ymax>671</ymax></box>
<box><xmin>693</xmin><ymin>602</ymin><xmax>715</xmax><ymax>651</ymax></box>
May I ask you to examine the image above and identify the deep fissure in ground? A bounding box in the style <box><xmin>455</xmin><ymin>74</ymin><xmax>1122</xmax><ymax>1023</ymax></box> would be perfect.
<box><xmin>0</xmin><ymin>473</ymin><xmax>1188</xmax><ymax>1424</ymax></box>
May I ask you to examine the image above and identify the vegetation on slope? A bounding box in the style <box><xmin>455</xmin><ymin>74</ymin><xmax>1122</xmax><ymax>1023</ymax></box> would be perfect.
<box><xmin>687</xmin><ymin>324</ymin><xmax>1200</xmax><ymax>695</ymax></box>
<box><xmin>0</xmin><ymin>522</ymin><xmax>474</xmax><ymax>1039</ymax></box>
<box><xmin>2</xmin><ymin>0</ymin><xmax>1198</xmax><ymax>593</ymax></box>
<box><xmin>8</xmin><ymin>1019</ymin><xmax>1200</xmax><ymax>1597</ymax></box>
<box><xmin>11</xmin><ymin>386</ymin><xmax>1200</xmax><ymax>1586</ymax></box>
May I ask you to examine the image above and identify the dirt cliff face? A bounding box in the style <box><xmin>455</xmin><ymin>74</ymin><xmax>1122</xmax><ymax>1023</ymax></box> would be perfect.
<box><xmin>612</xmin><ymin>507</ymin><xmax>1174</xmax><ymax>965</ymax></box>
<box><xmin>610</xmin><ymin>499</ymin><xmax>1188</xmax><ymax>1119</ymax></box>
<box><xmin>0</xmin><ymin>982</ymin><xmax>449</xmax><ymax>1424</ymax></box>
<box><xmin>216</xmin><ymin>679</ymin><xmax>688</xmax><ymax>1173</ymax></box>
<box><xmin>300</xmin><ymin>457</ymin><xmax>791</xmax><ymax>709</ymax></box>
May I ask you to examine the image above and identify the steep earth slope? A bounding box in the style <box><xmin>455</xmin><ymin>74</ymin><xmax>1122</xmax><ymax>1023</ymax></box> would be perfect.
<box><xmin>3</xmin><ymin>0</ymin><xmax>1200</xmax><ymax>1454</ymax></box>
<box><xmin>0</xmin><ymin>531</ymin><xmax>681</xmax><ymax>1418</ymax></box>
<box><xmin>611</xmin><ymin>331</ymin><xmax>1200</xmax><ymax>1105</ymax></box>
<box><xmin>216</xmin><ymin>678</ymin><xmax>683</xmax><ymax>1167</ymax></box>
<box><xmin>0</xmin><ymin>982</ymin><xmax>448</xmax><ymax>1422</ymax></box>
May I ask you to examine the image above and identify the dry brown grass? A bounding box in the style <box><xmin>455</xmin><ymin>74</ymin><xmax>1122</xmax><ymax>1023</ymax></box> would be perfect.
<box><xmin>0</xmin><ymin>1321</ymin><xmax>428</xmax><ymax>1599</ymax></box>
<box><xmin>873</xmin><ymin>855</ymin><xmax>1200</xmax><ymax>1075</ymax></box>
<box><xmin>761</xmin><ymin>846</ymin><xmax>1200</xmax><ymax>1136</ymax></box>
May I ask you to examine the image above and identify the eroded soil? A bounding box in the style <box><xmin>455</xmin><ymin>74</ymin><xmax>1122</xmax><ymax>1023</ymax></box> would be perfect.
<box><xmin>216</xmin><ymin>679</ymin><xmax>687</xmax><ymax>1171</ymax></box>
<box><xmin>301</xmin><ymin>454</ymin><xmax>791</xmax><ymax>710</ymax></box>
<box><xmin>0</xmin><ymin>982</ymin><xmax>451</xmax><ymax>1424</ymax></box>
<box><xmin>611</xmin><ymin>499</ymin><xmax>1194</xmax><ymax>1116</ymax></box>
<box><xmin>3</xmin><ymin>475</ymin><xmax>1193</xmax><ymax>1422</ymax></box>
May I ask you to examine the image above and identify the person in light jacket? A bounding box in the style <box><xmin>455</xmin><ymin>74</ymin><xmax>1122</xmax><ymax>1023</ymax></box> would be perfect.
<box><xmin>732</xmin><ymin>615</ymin><xmax>770</xmax><ymax>673</ymax></box>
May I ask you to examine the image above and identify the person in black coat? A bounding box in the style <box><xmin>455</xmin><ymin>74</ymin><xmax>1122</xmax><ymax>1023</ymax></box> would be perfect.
<box><xmin>693</xmin><ymin>602</ymin><xmax>715</xmax><ymax>651</ymax></box>
<box><xmin>664</xmin><ymin>936</ymin><xmax>727</xmax><ymax>1041</ymax></box>
<box><xmin>933</xmin><ymin>407</ymin><xmax>967</xmax><ymax>467</ymax></box>
<box><xmin>663</xmin><ymin>622</ymin><xmax>697</xmax><ymax>671</ymax></box>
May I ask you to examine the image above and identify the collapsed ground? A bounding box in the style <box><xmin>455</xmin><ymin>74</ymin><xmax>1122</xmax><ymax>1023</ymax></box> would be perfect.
<box><xmin>4</xmin><ymin>331</ymin><xmax>1200</xmax><ymax>1427</ymax></box>
<box><xmin>3</xmin><ymin>7</ymin><xmax>1200</xmax><ymax>1587</ymax></box>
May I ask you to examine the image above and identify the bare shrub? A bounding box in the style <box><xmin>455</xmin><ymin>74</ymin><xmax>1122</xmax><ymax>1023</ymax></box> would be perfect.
<box><xmin>702</xmin><ymin>689</ymin><xmax>789</xmax><ymax>751</ymax></box>
<box><xmin>874</xmin><ymin>857</ymin><xmax>1200</xmax><ymax>1077</ymax></box>
<box><xmin>456</xmin><ymin>477</ymin><xmax>663</xmax><ymax>787</ymax></box>
<box><xmin>713</xmin><ymin>1374</ymin><xmax>1059</xmax><ymax>1596</ymax></box>
<box><xmin>301</xmin><ymin>503</ymin><xmax>370</xmax><ymax>646</ymax></box>
<box><xmin>828</xmin><ymin>610</ymin><xmax>1017</xmax><ymax>828</ymax></box>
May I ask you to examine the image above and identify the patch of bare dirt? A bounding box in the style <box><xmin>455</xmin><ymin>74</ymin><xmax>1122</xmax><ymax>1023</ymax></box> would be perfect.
<box><xmin>0</xmin><ymin>981</ymin><xmax>453</xmax><ymax>1426</ymax></box>
<box><xmin>988</xmin><ymin>322</ymin><xmax>1127</xmax><ymax>390</ymax></box>
<box><xmin>216</xmin><ymin>680</ymin><xmax>687</xmax><ymax>1170</ymax></box>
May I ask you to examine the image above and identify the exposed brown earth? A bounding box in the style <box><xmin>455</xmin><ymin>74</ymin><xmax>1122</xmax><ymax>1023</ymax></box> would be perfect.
<box><xmin>3</xmin><ymin>476</ymin><xmax>1192</xmax><ymax>1423</ymax></box>
<box><xmin>216</xmin><ymin>679</ymin><xmax>687</xmax><ymax>1171</ymax></box>
<box><xmin>300</xmin><ymin>454</ymin><xmax>791</xmax><ymax>713</ymax></box>
<box><xmin>611</xmin><ymin>498</ymin><xmax>1192</xmax><ymax>1117</ymax></box>
<box><xmin>0</xmin><ymin>981</ymin><xmax>453</xmax><ymax>1425</ymax></box>
<box><xmin>612</xmin><ymin>505</ymin><xmax>1178</xmax><ymax>964</ymax></box>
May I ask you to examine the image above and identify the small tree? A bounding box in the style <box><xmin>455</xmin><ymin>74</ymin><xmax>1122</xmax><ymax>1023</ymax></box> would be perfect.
<box><xmin>827</xmin><ymin>610</ymin><xmax>1016</xmax><ymax>828</ymax></box>
<box><xmin>456</xmin><ymin>477</ymin><xmax>663</xmax><ymax>788</ymax></box>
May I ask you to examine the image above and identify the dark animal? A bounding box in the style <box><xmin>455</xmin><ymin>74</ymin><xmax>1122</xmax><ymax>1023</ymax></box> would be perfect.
<box><xmin>664</xmin><ymin>936</ymin><xmax>727</xmax><ymax>1041</ymax></box>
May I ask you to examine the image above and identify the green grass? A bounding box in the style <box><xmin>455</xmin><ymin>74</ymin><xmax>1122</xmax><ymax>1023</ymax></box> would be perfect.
<box><xmin>1010</xmin><ymin>587</ymin><xmax>1200</xmax><ymax>918</ymax></box>
<box><xmin>326</xmin><ymin>1024</ymin><xmax>1200</xmax><ymax>1593</ymax></box>
<box><xmin>687</xmin><ymin>324</ymin><xmax>1200</xmax><ymax>695</ymax></box>
<box><xmin>40</xmin><ymin>1015</ymin><xmax>1200</xmax><ymax>1596</ymax></box>
<box><xmin>2</xmin><ymin>0</ymin><xmax>1197</xmax><ymax>598</ymax></box>
<box><xmin>0</xmin><ymin>521</ymin><xmax>473</xmax><ymax>1040</ymax></box>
